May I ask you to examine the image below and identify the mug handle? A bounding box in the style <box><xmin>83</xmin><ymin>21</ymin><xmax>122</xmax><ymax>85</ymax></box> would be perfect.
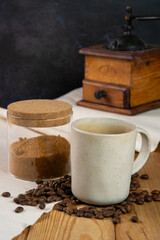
<box><xmin>132</xmin><ymin>127</ymin><xmax>151</xmax><ymax>175</ymax></box>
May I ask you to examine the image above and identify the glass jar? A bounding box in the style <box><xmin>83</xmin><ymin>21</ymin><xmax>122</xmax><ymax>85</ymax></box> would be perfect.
<box><xmin>7</xmin><ymin>99</ymin><xmax>72</xmax><ymax>181</ymax></box>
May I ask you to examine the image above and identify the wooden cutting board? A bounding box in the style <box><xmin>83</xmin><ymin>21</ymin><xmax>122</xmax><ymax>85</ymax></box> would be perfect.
<box><xmin>14</xmin><ymin>145</ymin><xmax>160</xmax><ymax>240</ymax></box>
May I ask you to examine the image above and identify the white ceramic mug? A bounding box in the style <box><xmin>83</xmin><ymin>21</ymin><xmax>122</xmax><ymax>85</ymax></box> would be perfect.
<box><xmin>71</xmin><ymin>117</ymin><xmax>151</xmax><ymax>205</ymax></box>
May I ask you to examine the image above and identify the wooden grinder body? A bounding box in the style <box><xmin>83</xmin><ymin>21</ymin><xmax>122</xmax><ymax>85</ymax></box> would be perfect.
<box><xmin>77</xmin><ymin>44</ymin><xmax>160</xmax><ymax>115</ymax></box>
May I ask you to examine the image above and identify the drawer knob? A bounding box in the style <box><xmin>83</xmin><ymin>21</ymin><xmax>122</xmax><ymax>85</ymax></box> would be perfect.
<box><xmin>94</xmin><ymin>90</ymin><xmax>107</xmax><ymax>99</ymax></box>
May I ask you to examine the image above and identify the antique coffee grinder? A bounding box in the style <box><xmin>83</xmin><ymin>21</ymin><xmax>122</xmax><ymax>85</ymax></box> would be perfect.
<box><xmin>77</xmin><ymin>6</ymin><xmax>160</xmax><ymax>115</ymax></box>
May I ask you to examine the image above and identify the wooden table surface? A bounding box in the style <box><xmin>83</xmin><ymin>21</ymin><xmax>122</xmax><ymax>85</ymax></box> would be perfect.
<box><xmin>14</xmin><ymin>145</ymin><xmax>160</xmax><ymax>240</ymax></box>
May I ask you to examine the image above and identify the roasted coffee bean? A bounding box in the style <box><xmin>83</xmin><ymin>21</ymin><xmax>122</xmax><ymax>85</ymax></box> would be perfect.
<box><xmin>132</xmin><ymin>191</ymin><xmax>141</xmax><ymax>196</ymax></box>
<box><xmin>117</xmin><ymin>205</ymin><xmax>127</xmax><ymax>214</ymax></box>
<box><xmin>120</xmin><ymin>201</ymin><xmax>128</xmax><ymax>206</ymax></box>
<box><xmin>98</xmin><ymin>209</ymin><xmax>104</xmax><ymax>214</ymax></box>
<box><xmin>70</xmin><ymin>196</ymin><xmax>76</xmax><ymax>200</ymax></box>
<box><xmin>64</xmin><ymin>189</ymin><xmax>72</xmax><ymax>195</ymax></box>
<box><xmin>73</xmin><ymin>209</ymin><xmax>78</xmax><ymax>214</ymax></box>
<box><xmin>140</xmin><ymin>174</ymin><xmax>149</xmax><ymax>179</ymax></box>
<box><xmin>87</xmin><ymin>209</ymin><xmax>94</xmax><ymax>214</ymax></box>
<box><xmin>42</xmin><ymin>181</ymin><xmax>49</xmax><ymax>186</ymax></box>
<box><xmin>47</xmin><ymin>196</ymin><xmax>55</xmax><ymax>203</ymax></box>
<box><xmin>77</xmin><ymin>212</ymin><xmax>84</xmax><ymax>217</ymax></box>
<box><xmin>136</xmin><ymin>199</ymin><xmax>144</xmax><ymax>205</ymax></box>
<box><xmin>62</xmin><ymin>207</ymin><xmax>66</xmax><ymax>212</ymax></box>
<box><xmin>2</xmin><ymin>192</ymin><xmax>11</xmax><ymax>197</ymax></box>
<box><xmin>66</xmin><ymin>183</ymin><xmax>71</xmax><ymax>188</ymax></box>
<box><xmin>135</xmin><ymin>195</ymin><xmax>140</xmax><ymax>200</ymax></box>
<box><xmin>131</xmin><ymin>179</ymin><xmax>139</xmax><ymax>185</ymax></box>
<box><xmin>89</xmin><ymin>206</ymin><xmax>96</xmax><ymax>210</ymax></box>
<box><xmin>153</xmin><ymin>196</ymin><xmax>160</xmax><ymax>201</ymax></box>
<box><xmin>38</xmin><ymin>196</ymin><xmax>47</xmax><ymax>203</ymax></box>
<box><xmin>64</xmin><ymin>174</ymin><xmax>70</xmax><ymax>179</ymax></box>
<box><xmin>44</xmin><ymin>187</ymin><xmax>51</xmax><ymax>192</ymax></box>
<box><xmin>15</xmin><ymin>206</ymin><xmax>24</xmax><ymax>213</ymax></box>
<box><xmin>95</xmin><ymin>209</ymin><xmax>103</xmax><ymax>215</ymax></box>
<box><xmin>75</xmin><ymin>199</ymin><xmax>82</xmax><ymax>204</ymax></box>
<box><xmin>66</xmin><ymin>202</ymin><xmax>74</xmax><ymax>207</ymax></box>
<box><xmin>19</xmin><ymin>199</ymin><xmax>28</xmax><ymax>205</ymax></box>
<box><xmin>114</xmin><ymin>209</ymin><xmax>123</xmax><ymax>217</ymax></box>
<box><xmin>95</xmin><ymin>214</ymin><xmax>104</xmax><ymax>219</ymax></box>
<box><xmin>53</xmin><ymin>196</ymin><xmax>62</xmax><ymax>201</ymax></box>
<box><xmin>126</xmin><ymin>196</ymin><xmax>136</xmax><ymax>202</ymax></box>
<box><xmin>131</xmin><ymin>216</ymin><xmax>138</xmax><ymax>223</ymax></box>
<box><xmin>18</xmin><ymin>194</ymin><xmax>25</xmax><ymax>199</ymax></box>
<box><xmin>39</xmin><ymin>203</ymin><xmax>46</xmax><ymax>210</ymax></box>
<box><xmin>152</xmin><ymin>194</ymin><xmax>157</xmax><ymax>200</ymax></box>
<box><xmin>36</xmin><ymin>180</ymin><xmax>43</xmax><ymax>185</ymax></box>
<box><xmin>92</xmin><ymin>210</ymin><xmax>100</xmax><ymax>215</ymax></box>
<box><xmin>138</xmin><ymin>194</ymin><xmax>145</xmax><ymax>201</ymax></box>
<box><xmin>26</xmin><ymin>189</ymin><xmax>35</xmax><ymax>195</ymax></box>
<box><xmin>25</xmin><ymin>192</ymin><xmax>32</xmax><ymax>197</ymax></box>
<box><xmin>57</xmin><ymin>187</ymin><xmax>64</xmax><ymax>194</ymax></box>
<box><xmin>79</xmin><ymin>207</ymin><xmax>89</xmax><ymax>212</ymax></box>
<box><xmin>65</xmin><ymin>207</ymin><xmax>74</xmax><ymax>215</ymax></box>
<box><xmin>61</xmin><ymin>183</ymin><xmax>67</xmax><ymax>190</ymax></box>
<box><xmin>35</xmin><ymin>190</ymin><xmax>43</xmax><ymax>197</ymax></box>
<box><xmin>59</xmin><ymin>199</ymin><xmax>70</xmax><ymax>206</ymax></box>
<box><xmin>112</xmin><ymin>216</ymin><xmax>121</xmax><ymax>224</ymax></box>
<box><xmin>151</xmin><ymin>190</ymin><xmax>160</xmax><ymax>195</ymax></box>
<box><xmin>130</xmin><ymin>186</ymin><xmax>138</xmax><ymax>191</ymax></box>
<box><xmin>135</xmin><ymin>183</ymin><xmax>140</xmax><ymax>188</ymax></box>
<box><xmin>71</xmin><ymin>200</ymin><xmax>77</xmax><ymax>205</ymax></box>
<box><xmin>46</xmin><ymin>191</ymin><xmax>56</xmax><ymax>196</ymax></box>
<box><xmin>103</xmin><ymin>210</ymin><xmax>114</xmax><ymax>218</ymax></box>
<box><xmin>54</xmin><ymin>204</ymin><xmax>62</xmax><ymax>210</ymax></box>
<box><xmin>125</xmin><ymin>204</ymin><xmax>132</xmax><ymax>213</ymax></box>
<box><xmin>103</xmin><ymin>206</ymin><xmax>116</xmax><ymax>212</ymax></box>
<box><xmin>141</xmin><ymin>190</ymin><xmax>148</xmax><ymax>195</ymax></box>
<box><xmin>13</xmin><ymin>198</ymin><xmax>20</xmax><ymax>204</ymax></box>
<box><xmin>84</xmin><ymin>212</ymin><xmax>93</xmax><ymax>218</ymax></box>
<box><xmin>62</xmin><ymin>194</ymin><xmax>70</xmax><ymax>199</ymax></box>
<box><xmin>28</xmin><ymin>200</ymin><xmax>38</xmax><ymax>206</ymax></box>
<box><xmin>132</xmin><ymin>173</ymin><xmax>139</xmax><ymax>178</ymax></box>
<box><xmin>144</xmin><ymin>195</ymin><xmax>152</xmax><ymax>202</ymax></box>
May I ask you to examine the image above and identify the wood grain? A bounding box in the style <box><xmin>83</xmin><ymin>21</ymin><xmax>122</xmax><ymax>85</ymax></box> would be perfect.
<box><xmin>79</xmin><ymin>44</ymin><xmax>160</xmax><ymax>61</ymax></box>
<box><xmin>85</xmin><ymin>55</ymin><xmax>131</xmax><ymax>86</ymax></box>
<box><xmin>83</xmin><ymin>79</ymin><xmax>130</xmax><ymax>108</ymax></box>
<box><xmin>14</xmin><ymin>210</ymin><xmax>115</xmax><ymax>240</ymax></box>
<box><xmin>116</xmin><ymin>148</ymin><xmax>160</xmax><ymax>240</ymax></box>
<box><xmin>130</xmin><ymin>52</ymin><xmax>160</xmax><ymax>107</ymax></box>
<box><xmin>14</xmin><ymin>145</ymin><xmax>160</xmax><ymax>240</ymax></box>
<box><xmin>77</xmin><ymin>100</ymin><xmax>160</xmax><ymax>116</ymax></box>
<box><xmin>80</xmin><ymin>44</ymin><xmax>160</xmax><ymax>111</ymax></box>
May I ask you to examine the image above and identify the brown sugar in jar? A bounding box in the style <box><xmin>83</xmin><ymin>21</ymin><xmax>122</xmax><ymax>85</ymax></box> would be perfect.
<box><xmin>7</xmin><ymin>99</ymin><xmax>72</xmax><ymax>180</ymax></box>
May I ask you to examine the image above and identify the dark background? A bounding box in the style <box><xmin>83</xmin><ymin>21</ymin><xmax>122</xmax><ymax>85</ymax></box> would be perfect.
<box><xmin>0</xmin><ymin>0</ymin><xmax>160</xmax><ymax>108</ymax></box>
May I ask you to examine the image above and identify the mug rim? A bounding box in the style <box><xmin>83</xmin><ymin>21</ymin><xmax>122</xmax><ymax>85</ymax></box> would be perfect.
<box><xmin>71</xmin><ymin>117</ymin><xmax>136</xmax><ymax>136</ymax></box>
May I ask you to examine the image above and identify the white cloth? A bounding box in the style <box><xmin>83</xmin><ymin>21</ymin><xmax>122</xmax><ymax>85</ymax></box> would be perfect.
<box><xmin>59</xmin><ymin>88</ymin><xmax>160</xmax><ymax>152</ymax></box>
<box><xmin>0</xmin><ymin>87</ymin><xmax>160</xmax><ymax>240</ymax></box>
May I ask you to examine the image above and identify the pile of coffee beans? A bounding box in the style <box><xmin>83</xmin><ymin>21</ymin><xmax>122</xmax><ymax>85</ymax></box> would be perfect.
<box><xmin>1</xmin><ymin>173</ymin><xmax>160</xmax><ymax>224</ymax></box>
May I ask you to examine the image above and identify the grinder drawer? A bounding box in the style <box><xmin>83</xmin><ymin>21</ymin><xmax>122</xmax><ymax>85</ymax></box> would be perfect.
<box><xmin>83</xmin><ymin>79</ymin><xmax>130</xmax><ymax>108</ymax></box>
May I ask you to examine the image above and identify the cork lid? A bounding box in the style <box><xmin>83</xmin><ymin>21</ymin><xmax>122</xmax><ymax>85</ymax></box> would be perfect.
<box><xmin>7</xmin><ymin>100</ymin><xmax>72</xmax><ymax>127</ymax></box>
